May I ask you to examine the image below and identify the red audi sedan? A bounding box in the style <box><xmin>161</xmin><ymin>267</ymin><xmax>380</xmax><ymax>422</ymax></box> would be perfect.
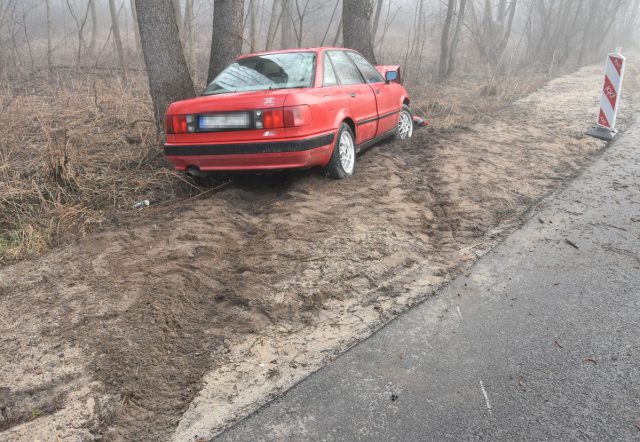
<box><xmin>164</xmin><ymin>47</ymin><xmax>415</xmax><ymax>180</ymax></box>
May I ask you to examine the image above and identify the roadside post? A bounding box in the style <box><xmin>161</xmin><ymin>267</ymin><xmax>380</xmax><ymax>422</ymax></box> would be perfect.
<box><xmin>586</xmin><ymin>50</ymin><xmax>626</xmax><ymax>141</ymax></box>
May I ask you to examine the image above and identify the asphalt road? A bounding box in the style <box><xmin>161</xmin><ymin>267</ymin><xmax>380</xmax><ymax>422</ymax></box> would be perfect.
<box><xmin>217</xmin><ymin>118</ymin><xmax>640</xmax><ymax>441</ymax></box>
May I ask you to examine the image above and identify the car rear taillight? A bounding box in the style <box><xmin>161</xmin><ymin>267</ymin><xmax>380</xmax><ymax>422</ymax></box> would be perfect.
<box><xmin>166</xmin><ymin>115</ymin><xmax>197</xmax><ymax>134</ymax></box>
<box><xmin>255</xmin><ymin>106</ymin><xmax>311</xmax><ymax>129</ymax></box>
<box><xmin>284</xmin><ymin>105</ymin><xmax>311</xmax><ymax>127</ymax></box>
<box><xmin>255</xmin><ymin>109</ymin><xmax>284</xmax><ymax>129</ymax></box>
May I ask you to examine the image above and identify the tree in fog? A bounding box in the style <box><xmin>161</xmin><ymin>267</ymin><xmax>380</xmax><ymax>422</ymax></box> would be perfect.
<box><xmin>343</xmin><ymin>0</ymin><xmax>377</xmax><ymax>62</ymax></box>
<box><xmin>88</xmin><ymin>0</ymin><xmax>96</xmax><ymax>55</ymax></box>
<box><xmin>108</xmin><ymin>0</ymin><xmax>127</xmax><ymax>81</ymax></box>
<box><xmin>207</xmin><ymin>0</ymin><xmax>244</xmax><ymax>83</ymax></box>
<box><xmin>265</xmin><ymin>0</ymin><xmax>282</xmax><ymax>50</ymax></box>
<box><xmin>66</xmin><ymin>0</ymin><xmax>91</xmax><ymax>67</ymax></box>
<box><xmin>439</xmin><ymin>0</ymin><xmax>467</xmax><ymax>80</ymax></box>
<box><xmin>135</xmin><ymin>0</ymin><xmax>194</xmax><ymax>130</ymax></box>
<box><xmin>468</xmin><ymin>0</ymin><xmax>517</xmax><ymax>66</ymax></box>
<box><xmin>45</xmin><ymin>0</ymin><xmax>52</xmax><ymax>72</ymax></box>
<box><xmin>280</xmin><ymin>0</ymin><xmax>294</xmax><ymax>48</ymax></box>
<box><xmin>130</xmin><ymin>0</ymin><xmax>142</xmax><ymax>55</ymax></box>
<box><xmin>183</xmin><ymin>0</ymin><xmax>196</xmax><ymax>78</ymax></box>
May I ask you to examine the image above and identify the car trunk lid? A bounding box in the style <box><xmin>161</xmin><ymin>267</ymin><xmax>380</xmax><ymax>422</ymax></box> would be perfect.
<box><xmin>166</xmin><ymin>89</ymin><xmax>292</xmax><ymax>143</ymax></box>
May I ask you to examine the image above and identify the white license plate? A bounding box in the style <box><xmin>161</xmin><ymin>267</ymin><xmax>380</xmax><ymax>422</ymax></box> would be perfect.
<box><xmin>199</xmin><ymin>113</ymin><xmax>250</xmax><ymax>130</ymax></box>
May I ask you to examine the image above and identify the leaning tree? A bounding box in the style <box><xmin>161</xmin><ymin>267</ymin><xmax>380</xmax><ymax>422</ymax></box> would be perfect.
<box><xmin>135</xmin><ymin>0</ymin><xmax>195</xmax><ymax>131</ymax></box>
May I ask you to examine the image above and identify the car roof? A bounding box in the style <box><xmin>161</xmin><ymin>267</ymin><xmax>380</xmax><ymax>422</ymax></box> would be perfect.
<box><xmin>238</xmin><ymin>47</ymin><xmax>352</xmax><ymax>59</ymax></box>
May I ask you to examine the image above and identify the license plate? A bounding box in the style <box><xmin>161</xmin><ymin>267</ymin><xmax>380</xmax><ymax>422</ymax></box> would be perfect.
<box><xmin>199</xmin><ymin>113</ymin><xmax>250</xmax><ymax>130</ymax></box>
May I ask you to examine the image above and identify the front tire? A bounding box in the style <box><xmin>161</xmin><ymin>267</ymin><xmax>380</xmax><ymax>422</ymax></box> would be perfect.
<box><xmin>396</xmin><ymin>104</ymin><xmax>414</xmax><ymax>140</ymax></box>
<box><xmin>324</xmin><ymin>123</ymin><xmax>356</xmax><ymax>179</ymax></box>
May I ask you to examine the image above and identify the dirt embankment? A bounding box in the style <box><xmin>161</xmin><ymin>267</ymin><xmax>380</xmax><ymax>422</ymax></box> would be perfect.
<box><xmin>0</xmin><ymin>63</ymin><xmax>638</xmax><ymax>441</ymax></box>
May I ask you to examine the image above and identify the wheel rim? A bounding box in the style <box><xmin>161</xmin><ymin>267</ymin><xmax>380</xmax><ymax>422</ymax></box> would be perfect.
<box><xmin>398</xmin><ymin>110</ymin><xmax>413</xmax><ymax>139</ymax></box>
<box><xmin>338</xmin><ymin>131</ymin><xmax>355</xmax><ymax>174</ymax></box>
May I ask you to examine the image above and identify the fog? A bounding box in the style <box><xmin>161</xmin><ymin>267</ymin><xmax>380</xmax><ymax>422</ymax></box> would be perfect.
<box><xmin>1</xmin><ymin>0</ymin><xmax>639</xmax><ymax>86</ymax></box>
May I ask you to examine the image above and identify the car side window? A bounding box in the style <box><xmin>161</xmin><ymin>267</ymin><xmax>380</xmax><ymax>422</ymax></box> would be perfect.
<box><xmin>347</xmin><ymin>51</ymin><xmax>384</xmax><ymax>84</ymax></box>
<box><xmin>323</xmin><ymin>53</ymin><xmax>339</xmax><ymax>87</ymax></box>
<box><xmin>327</xmin><ymin>51</ymin><xmax>364</xmax><ymax>85</ymax></box>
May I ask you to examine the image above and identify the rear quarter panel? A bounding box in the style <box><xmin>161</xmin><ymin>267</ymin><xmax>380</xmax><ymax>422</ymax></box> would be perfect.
<box><xmin>283</xmin><ymin>87</ymin><xmax>350</xmax><ymax>139</ymax></box>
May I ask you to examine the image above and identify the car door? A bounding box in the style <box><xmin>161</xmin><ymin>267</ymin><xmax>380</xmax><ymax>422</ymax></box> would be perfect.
<box><xmin>346</xmin><ymin>51</ymin><xmax>400</xmax><ymax>137</ymax></box>
<box><xmin>326</xmin><ymin>50</ymin><xmax>378</xmax><ymax>145</ymax></box>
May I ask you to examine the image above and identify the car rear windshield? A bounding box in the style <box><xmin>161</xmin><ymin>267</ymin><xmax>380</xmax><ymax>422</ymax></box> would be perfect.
<box><xmin>203</xmin><ymin>52</ymin><xmax>316</xmax><ymax>95</ymax></box>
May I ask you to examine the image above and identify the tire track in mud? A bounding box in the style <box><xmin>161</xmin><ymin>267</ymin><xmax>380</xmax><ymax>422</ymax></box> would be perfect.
<box><xmin>1</xmin><ymin>63</ymin><xmax>638</xmax><ymax>441</ymax></box>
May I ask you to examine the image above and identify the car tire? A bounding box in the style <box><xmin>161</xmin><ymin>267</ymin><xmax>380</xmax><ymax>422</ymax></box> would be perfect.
<box><xmin>324</xmin><ymin>123</ymin><xmax>356</xmax><ymax>180</ymax></box>
<box><xmin>396</xmin><ymin>104</ymin><xmax>414</xmax><ymax>140</ymax></box>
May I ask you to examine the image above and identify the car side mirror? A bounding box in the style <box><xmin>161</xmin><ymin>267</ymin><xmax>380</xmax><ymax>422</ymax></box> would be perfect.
<box><xmin>385</xmin><ymin>70</ymin><xmax>398</xmax><ymax>83</ymax></box>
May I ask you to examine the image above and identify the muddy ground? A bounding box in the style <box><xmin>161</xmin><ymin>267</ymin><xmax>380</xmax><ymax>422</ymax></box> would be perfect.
<box><xmin>0</xmin><ymin>63</ymin><xmax>638</xmax><ymax>441</ymax></box>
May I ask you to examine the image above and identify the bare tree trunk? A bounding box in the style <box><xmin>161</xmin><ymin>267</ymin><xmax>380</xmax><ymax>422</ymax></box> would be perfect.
<box><xmin>0</xmin><ymin>0</ymin><xmax>17</xmax><ymax>80</ymax></box>
<box><xmin>446</xmin><ymin>0</ymin><xmax>466</xmax><ymax>78</ymax></box>
<box><xmin>248</xmin><ymin>0</ymin><xmax>256</xmax><ymax>51</ymax></box>
<box><xmin>498</xmin><ymin>0</ymin><xmax>517</xmax><ymax>58</ymax></box>
<box><xmin>66</xmin><ymin>0</ymin><xmax>92</xmax><ymax>68</ymax></box>
<box><xmin>45</xmin><ymin>0</ymin><xmax>52</xmax><ymax>72</ymax></box>
<box><xmin>293</xmin><ymin>0</ymin><xmax>310</xmax><ymax>47</ymax></box>
<box><xmin>208</xmin><ymin>0</ymin><xmax>244</xmax><ymax>83</ymax></box>
<box><xmin>135</xmin><ymin>0</ymin><xmax>195</xmax><ymax>130</ymax></box>
<box><xmin>130</xmin><ymin>0</ymin><xmax>142</xmax><ymax>56</ymax></box>
<box><xmin>20</xmin><ymin>3</ymin><xmax>36</xmax><ymax>73</ymax></box>
<box><xmin>172</xmin><ymin>0</ymin><xmax>182</xmax><ymax>42</ymax></box>
<box><xmin>371</xmin><ymin>0</ymin><xmax>383</xmax><ymax>42</ymax></box>
<box><xmin>468</xmin><ymin>0</ymin><xmax>517</xmax><ymax>67</ymax></box>
<box><xmin>265</xmin><ymin>0</ymin><xmax>282</xmax><ymax>50</ymax></box>
<box><xmin>89</xmin><ymin>0</ymin><xmax>97</xmax><ymax>55</ymax></box>
<box><xmin>342</xmin><ymin>0</ymin><xmax>376</xmax><ymax>63</ymax></box>
<box><xmin>377</xmin><ymin>0</ymin><xmax>400</xmax><ymax>50</ymax></box>
<box><xmin>281</xmin><ymin>0</ymin><xmax>294</xmax><ymax>48</ymax></box>
<box><xmin>183</xmin><ymin>0</ymin><xmax>196</xmax><ymax>80</ymax></box>
<box><xmin>577</xmin><ymin>1</ymin><xmax>597</xmax><ymax>66</ymax></box>
<box><xmin>320</xmin><ymin>0</ymin><xmax>340</xmax><ymax>46</ymax></box>
<box><xmin>438</xmin><ymin>0</ymin><xmax>456</xmax><ymax>80</ymax></box>
<box><xmin>109</xmin><ymin>0</ymin><xmax>127</xmax><ymax>81</ymax></box>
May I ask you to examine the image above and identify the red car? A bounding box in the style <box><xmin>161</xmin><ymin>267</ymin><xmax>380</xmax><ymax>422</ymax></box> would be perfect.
<box><xmin>164</xmin><ymin>47</ymin><xmax>416</xmax><ymax>180</ymax></box>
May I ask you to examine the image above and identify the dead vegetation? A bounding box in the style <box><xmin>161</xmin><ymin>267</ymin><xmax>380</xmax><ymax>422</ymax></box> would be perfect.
<box><xmin>0</xmin><ymin>67</ymin><xmax>549</xmax><ymax>264</ymax></box>
<box><xmin>0</xmin><ymin>69</ymin><xmax>206</xmax><ymax>262</ymax></box>
<box><xmin>412</xmin><ymin>71</ymin><xmax>547</xmax><ymax>128</ymax></box>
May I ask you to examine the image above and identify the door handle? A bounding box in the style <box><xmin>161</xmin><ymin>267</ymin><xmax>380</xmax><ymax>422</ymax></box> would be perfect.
<box><xmin>350</xmin><ymin>92</ymin><xmax>356</xmax><ymax>98</ymax></box>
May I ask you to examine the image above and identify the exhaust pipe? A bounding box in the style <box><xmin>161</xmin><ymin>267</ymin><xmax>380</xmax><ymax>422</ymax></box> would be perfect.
<box><xmin>186</xmin><ymin>166</ymin><xmax>205</xmax><ymax>177</ymax></box>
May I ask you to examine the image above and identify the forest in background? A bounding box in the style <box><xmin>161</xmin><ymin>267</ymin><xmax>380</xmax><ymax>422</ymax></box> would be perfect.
<box><xmin>0</xmin><ymin>0</ymin><xmax>639</xmax><ymax>262</ymax></box>
<box><xmin>1</xmin><ymin>0</ymin><xmax>639</xmax><ymax>87</ymax></box>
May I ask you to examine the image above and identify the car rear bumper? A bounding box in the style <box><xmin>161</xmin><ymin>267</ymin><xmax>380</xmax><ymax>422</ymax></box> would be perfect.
<box><xmin>164</xmin><ymin>133</ymin><xmax>335</xmax><ymax>171</ymax></box>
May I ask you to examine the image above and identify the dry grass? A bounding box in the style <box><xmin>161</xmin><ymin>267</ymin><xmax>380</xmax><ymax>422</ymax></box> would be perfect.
<box><xmin>0</xmin><ymin>69</ymin><xmax>204</xmax><ymax>263</ymax></box>
<box><xmin>410</xmin><ymin>71</ymin><xmax>548</xmax><ymax>129</ymax></box>
<box><xmin>0</xmin><ymin>67</ymin><xmax>548</xmax><ymax>263</ymax></box>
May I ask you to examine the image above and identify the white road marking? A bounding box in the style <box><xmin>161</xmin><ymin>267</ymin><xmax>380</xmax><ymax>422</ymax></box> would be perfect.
<box><xmin>479</xmin><ymin>381</ymin><xmax>493</xmax><ymax>416</ymax></box>
<box><xmin>456</xmin><ymin>306</ymin><xmax>463</xmax><ymax>319</ymax></box>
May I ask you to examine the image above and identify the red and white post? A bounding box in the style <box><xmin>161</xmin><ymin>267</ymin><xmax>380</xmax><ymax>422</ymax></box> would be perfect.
<box><xmin>587</xmin><ymin>51</ymin><xmax>626</xmax><ymax>141</ymax></box>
